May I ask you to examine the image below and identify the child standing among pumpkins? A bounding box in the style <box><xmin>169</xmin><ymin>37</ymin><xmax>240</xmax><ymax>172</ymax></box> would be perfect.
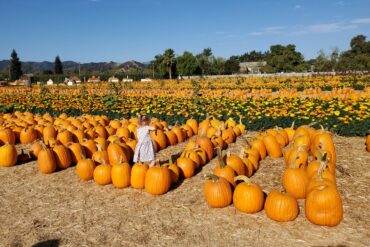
<box><xmin>133</xmin><ymin>114</ymin><xmax>156</xmax><ymax>167</ymax></box>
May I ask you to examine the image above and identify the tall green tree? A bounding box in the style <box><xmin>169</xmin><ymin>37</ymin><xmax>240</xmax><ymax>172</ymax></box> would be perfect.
<box><xmin>10</xmin><ymin>49</ymin><xmax>22</xmax><ymax>81</ymax></box>
<box><xmin>264</xmin><ymin>44</ymin><xmax>306</xmax><ymax>72</ymax></box>
<box><xmin>224</xmin><ymin>56</ymin><xmax>240</xmax><ymax>74</ymax></box>
<box><xmin>54</xmin><ymin>56</ymin><xmax>63</xmax><ymax>74</ymax></box>
<box><xmin>337</xmin><ymin>34</ymin><xmax>370</xmax><ymax>71</ymax></box>
<box><xmin>176</xmin><ymin>51</ymin><xmax>198</xmax><ymax>77</ymax></box>
<box><xmin>196</xmin><ymin>48</ymin><xmax>213</xmax><ymax>76</ymax></box>
<box><xmin>163</xmin><ymin>49</ymin><xmax>175</xmax><ymax>79</ymax></box>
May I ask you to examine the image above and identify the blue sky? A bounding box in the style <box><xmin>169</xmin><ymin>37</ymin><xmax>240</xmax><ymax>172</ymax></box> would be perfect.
<box><xmin>1</xmin><ymin>0</ymin><xmax>370</xmax><ymax>62</ymax></box>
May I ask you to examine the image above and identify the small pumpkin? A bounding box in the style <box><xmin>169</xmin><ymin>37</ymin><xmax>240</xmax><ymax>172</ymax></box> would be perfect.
<box><xmin>213</xmin><ymin>147</ymin><xmax>236</xmax><ymax>187</ymax></box>
<box><xmin>233</xmin><ymin>175</ymin><xmax>264</xmax><ymax>213</ymax></box>
<box><xmin>203</xmin><ymin>174</ymin><xmax>232</xmax><ymax>208</ymax></box>
<box><xmin>264</xmin><ymin>189</ymin><xmax>299</xmax><ymax>222</ymax></box>
<box><xmin>76</xmin><ymin>157</ymin><xmax>96</xmax><ymax>181</ymax></box>
<box><xmin>176</xmin><ymin>157</ymin><xmax>195</xmax><ymax>179</ymax></box>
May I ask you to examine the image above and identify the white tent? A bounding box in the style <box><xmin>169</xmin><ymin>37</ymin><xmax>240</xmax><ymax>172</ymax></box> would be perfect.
<box><xmin>46</xmin><ymin>79</ymin><xmax>54</xmax><ymax>85</ymax></box>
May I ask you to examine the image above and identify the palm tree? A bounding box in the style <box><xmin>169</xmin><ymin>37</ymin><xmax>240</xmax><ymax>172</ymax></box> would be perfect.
<box><xmin>163</xmin><ymin>49</ymin><xmax>175</xmax><ymax>79</ymax></box>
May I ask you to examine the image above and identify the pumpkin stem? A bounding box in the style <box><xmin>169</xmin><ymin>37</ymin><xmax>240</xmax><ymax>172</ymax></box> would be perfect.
<box><xmin>289</xmin><ymin>149</ymin><xmax>300</xmax><ymax>169</ymax></box>
<box><xmin>169</xmin><ymin>156</ymin><xmax>173</xmax><ymax>164</ymax></box>
<box><xmin>215</xmin><ymin>146</ymin><xmax>226</xmax><ymax>168</ymax></box>
<box><xmin>234</xmin><ymin>175</ymin><xmax>252</xmax><ymax>185</ymax></box>
<box><xmin>203</xmin><ymin>173</ymin><xmax>220</xmax><ymax>182</ymax></box>
<box><xmin>290</xmin><ymin>121</ymin><xmax>295</xmax><ymax>129</ymax></box>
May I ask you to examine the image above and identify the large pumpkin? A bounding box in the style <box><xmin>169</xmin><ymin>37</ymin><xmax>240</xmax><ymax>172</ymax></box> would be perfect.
<box><xmin>213</xmin><ymin>147</ymin><xmax>236</xmax><ymax>187</ymax></box>
<box><xmin>196</xmin><ymin>136</ymin><xmax>214</xmax><ymax>161</ymax></box>
<box><xmin>111</xmin><ymin>162</ymin><xmax>131</xmax><ymax>189</ymax></box>
<box><xmin>37</xmin><ymin>147</ymin><xmax>57</xmax><ymax>174</ymax></box>
<box><xmin>20</xmin><ymin>127</ymin><xmax>38</xmax><ymax>144</ymax></box>
<box><xmin>53</xmin><ymin>144</ymin><xmax>72</xmax><ymax>169</ymax></box>
<box><xmin>130</xmin><ymin>162</ymin><xmax>149</xmax><ymax>189</ymax></box>
<box><xmin>144</xmin><ymin>164</ymin><xmax>171</xmax><ymax>195</ymax></box>
<box><xmin>305</xmin><ymin>185</ymin><xmax>343</xmax><ymax>226</ymax></box>
<box><xmin>93</xmin><ymin>163</ymin><xmax>112</xmax><ymax>185</ymax></box>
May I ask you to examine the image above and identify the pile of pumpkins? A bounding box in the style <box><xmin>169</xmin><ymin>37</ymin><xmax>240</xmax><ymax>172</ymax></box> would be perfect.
<box><xmin>203</xmin><ymin>123</ymin><xmax>343</xmax><ymax>227</ymax></box>
<box><xmin>90</xmin><ymin>116</ymin><xmax>245</xmax><ymax>195</ymax></box>
<box><xmin>0</xmin><ymin>111</ymin><xmax>193</xmax><ymax>172</ymax></box>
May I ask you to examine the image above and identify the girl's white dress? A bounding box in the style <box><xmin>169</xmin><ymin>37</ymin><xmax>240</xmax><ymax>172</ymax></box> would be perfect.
<box><xmin>133</xmin><ymin>126</ymin><xmax>155</xmax><ymax>162</ymax></box>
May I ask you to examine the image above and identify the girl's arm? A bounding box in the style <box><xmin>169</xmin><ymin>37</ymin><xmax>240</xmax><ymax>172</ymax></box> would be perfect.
<box><xmin>148</xmin><ymin>126</ymin><xmax>156</xmax><ymax>131</ymax></box>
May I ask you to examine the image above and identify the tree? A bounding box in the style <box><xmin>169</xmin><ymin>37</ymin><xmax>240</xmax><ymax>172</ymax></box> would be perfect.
<box><xmin>163</xmin><ymin>49</ymin><xmax>175</xmax><ymax>79</ymax></box>
<box><xmin>337</xmin><ymin>34</ymin><xmax>370</xmax><ymax>71</ymax></box>
<box><xmin>264</xmin><ymin>44</ymin><xmax>305</xmax><ymax>72</ymax></box>
<box><xmin>224</xmin><ymin>56</ymin><xmax>240</xmax><ymax>74</ymax></box>
<box><xmin>176</xmin><ymin>51</ymin><xmax>199</xmax><ymax>77</ymax></box>
<box><xmin>212</xmin><ymin>57</ymin><xmax>226</xmax><ymax>75</ymax></box>
<box><xmin>54</xmin><ymin>56</ymin><xmax>63</xmax><ymax>74</ymax></box>
<box><xmin>10</xmin><ymin>49</ymin><xmax>22</xmax><ymax>81</ymax></box>
<box><xmin>196</xmin><ymin>48</ymin><xmax>213</xmax><ymax>76</ymax></box>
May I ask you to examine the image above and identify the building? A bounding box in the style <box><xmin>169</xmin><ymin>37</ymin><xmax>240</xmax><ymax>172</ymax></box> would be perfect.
<box><xmin>108</xmin><ymin>76</ymin><xmax>119</xmax><ymax>83</ymax></box>
<box><xmin>140</xmin><ymin>78</ymin><xmax>152</xmax><ymax>82</ymax></box>
<box><xmin>87</xmin><ymin>76</ymin><xmax>101</xmax><ymax>83</ymax></box>
<box><xmin>239</xmin><ymin>61</ymin><xmax>267</xmax><ymax>74</ymax></box>
<box><xmin>18</xmin><ymin>74</ymin><xmax>33</xmax><ymax>86</ymax></box>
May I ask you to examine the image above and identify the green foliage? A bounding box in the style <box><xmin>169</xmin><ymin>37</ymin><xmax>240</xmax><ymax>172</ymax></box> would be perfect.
<box><xmin>10</xmin><ymin>49</ymin><xmax>22</xmax><ymax>81</ymax></box>
<box><xmin>176</xmin><ymin>51</ymin><xmax>199</xmax><ymax>77</ymax></box>
<box><xmin>264</xmin><ymin>44</ymin><xmax>306</xmax><ymax>73</ymax></box>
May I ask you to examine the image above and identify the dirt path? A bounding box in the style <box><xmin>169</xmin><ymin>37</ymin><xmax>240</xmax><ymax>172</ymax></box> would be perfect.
<box><xmin>0</xmin><ymin>133</ymin><xmax>369</xmax><ymax>247</ymax></box>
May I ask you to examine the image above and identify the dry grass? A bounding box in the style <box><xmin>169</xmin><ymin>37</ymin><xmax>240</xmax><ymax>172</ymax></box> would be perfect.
<box><xmin>0</xmin><ymin>133</ymin><xmax>369</xmax><ymax>247</ymax></box>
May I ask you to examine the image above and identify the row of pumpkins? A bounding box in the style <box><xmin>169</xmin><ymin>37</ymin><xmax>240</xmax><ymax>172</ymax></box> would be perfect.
<box><xmin>203</xmin><ymin>123</ymin><xmax>344</xmax><ymax>227</ymax></box>
<box><xmin>0</xmin><ymin>111</ymin><xmax>195</xmax><ymax>169</ymax></box>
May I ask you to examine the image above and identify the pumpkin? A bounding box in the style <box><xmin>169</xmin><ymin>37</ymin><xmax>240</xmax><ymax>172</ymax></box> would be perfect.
<box><xmin>250</xmin><ymin>139</ymin><xmax>267</xmax><ymax>160</ymax></box>
<box><xmin>144</xmin><ymin>163</ymin><xmax>171</xmax><ymax>195</ymax></box>
<box><xmin>116</xmin><ymin>127</ymin><xmax>131</xmax><ymax>140</ymax></box>
<box><xmin>306</xmin><ymin>151</ymin><xmax>335</xmax><ymax>179</ymax></box>
<box><xmin>225</xmin><ymin>151</ymin><xmax>247</xmax><ymax>176</ymax></box>
<box><xmin>76</xmin><ymin>158</ymin><xmax>96</xmax><ymax>181</ymax></box>
<box><xmin>264</xmin><ymin>189</ymin><xmax>299</xmax><ymax>222</ymax></box>
<box><xmin>284</xmin><ymin>145</ymin><xmax>308</xmax><ymax>169</ymax></box>
<box><xmin>305</xmin><ymin>185</ymin><xmax>343</xmax><ymax>226</ymax></box>
<box><xmin>20</xmin><ymin>127</ymin><xmax>38</xmax><ymax>144</ymax></box>
<box><xmin>184</xmin><ymin>141</ymin><xmax>197</xmax><ymax>151</ymax></box>
<box><xmin>282</xmin><ymin>156</ymin><xmax>309</xmax><ymax>199</ymax></box>
<box><xmin>172</xmin><ymin>125</ymin><xmax>185</xmax><ymax>143</ymax></box>
<box><xmin>233</xmin><ymin>175</ymin><xmax>264</xmax><ymax>213</ymax></box>
<box><xmin>221</xmin><ymin>128</ymin><xmax>236</xmax><ymax>144</ymax></box>
<box><xmin>203</xmin><ymin>174</ymin><xmax>232</xmax><ymax>208</ymax></box>
<box><xmin>240</xmin><ymin>152</ymin><xmax>255</xmax><ymax>177</ymax></box>
<box><xmin>93</xmin><ymin>163</ymin><xmax>112</xmax><ymax>185</ymax></box>
<box><xmin>196</xmin><ymin>135</ymin><xmax>214</xmax><ymax>161</ymax></box>
<box><xmin>111</xmin><ymin>160</ymin><xmax>131</xmax><ymax>189</ymax></box>
<box><xmin>0</xmin><ymin>128</ymin><xmax>16</xmax><ymax>145</ymax></box>
<box><xmin>107</xmin><ymin>142</ymin><xmax>128</xmax><ymax>165</ymax></box>
<box><xmin>95</xmin><ymin>125</ymin><xmax>107</xmax><ymax>139</ymax></box>
<box><xmin>43</xmin><ymin>125</ymin><xmax>57</xmax><ymax>144</ymax></box>
<box><xmin>262</xmin><ymin>134</ymin><xmax>282</xmax><ymax>158</ymax></box>
<box><xmin>293</xmin><ymin>134</ymin><xmax>311</xmax><ymax>151</ymax></box>
<box><xmin>180</xmin><ymin>150</ymin><xmax>201</xmax><ymax>169</ymax></box>
<box><xmin>72</xmin><ymin>129</ymin><xmax>85</xmax><ymax>143</ymax></box>
<box><xmin>0</xmin><ymin>143</ymin><xmax>17</xmax><ymax>167</ymax></box>
<box><xmin>366</xmin><ymin>134</ymin><xmax>370</xmax><ymax>152</ymax></box>
<box><xmin>235</xmin><ymin>116</ymin><xmax>246</xmax><ymax>134</ymax></box>
<box><xmin>311</xmin><ymin>127</ymin><xmax>336</xmax><ymax>165</ymax></box>
<box><xmin>56</xmin><ymin>129</ymin><xmax>73</xmax><ymax>146</ymax></box>
<box><xmin>37</xmin><ymin>146</ymin><xmax>57</xmax><ymax>174</ymax></box>
<box><xmin>186</xmin><ymin>118</ymin><xmax>198</xmax><ymax>134</ymax></box>
<box><xmin>150</xmin><ymin>129</ymin><xmax>167</xmax><ymax>150</ymax></box>
<box><xmin>164</xmin><ymin>130</ymin><xmax>178</xmax><ymax>146</ymax></box>
<box><xmin>53</xmin><ymin>144</ymin><xmax>72</xmax><ymax>169</ymax></box>
<box><xmin>30</xmin><ymin>140</ymin><xmax>44</xmax><ymax>158</ymax></box>
<box><xmin>214</xmin><ymin>147</ymin><xmax>236</xmax><ymax>187</ymax></box>
<box><xmin>67</xmin><ymin>142</ymin><xmax>86</xmax><ymax>164</ymax></box>
<box><xmin>181</xmin><ymin>125</ymin><xmax>194</xmax><ymax>138</ymax></box>
<box><xmin>284</xmin><ymin>121</ymin><xmax>295</xmax><ymax>142</ymax></box>
<box><xmin>94</xmin><ymin>137</ymin><xmax>109</xmax><ymax>150</ymax></box>
<box><xmin>176</xmin><ymin>157</ymin><xmax>195</xmax><ymax>178</ymax></box>
<box><xmin>92</xmin><ymin>144</ymin><xmax>109</xmax><ymax>164</ymax></box>
<box><xmin>130</xmin><ymin>162</ymin><xmax>149</xmax><ymax>189</ymax></box>
<box><xmin>163</xmin><ymin>157</ymin><xmax>180</xmax><ymax>184</ymax></box>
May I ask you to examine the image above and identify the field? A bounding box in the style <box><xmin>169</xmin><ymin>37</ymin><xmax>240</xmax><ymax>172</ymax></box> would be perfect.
<box><xmin>0</xmin><ymin>76</ymin><xmax>370</xmax><ymax>247</ymax></box>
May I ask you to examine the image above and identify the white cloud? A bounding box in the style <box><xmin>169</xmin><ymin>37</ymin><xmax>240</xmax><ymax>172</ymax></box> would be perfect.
<box><xmin>248</xmin><ymin>26</ymin><xmax>284</xmax><ymax>36</ymax></box>
<box><xmin>351</xmin><ymin>18</ymin><xmax>370</xmax><ymax>24</ymax></box>
<box><xmin>295</xmin><ymin>5</ymin><xmax>302</xmax><ymax>9</ymax></box>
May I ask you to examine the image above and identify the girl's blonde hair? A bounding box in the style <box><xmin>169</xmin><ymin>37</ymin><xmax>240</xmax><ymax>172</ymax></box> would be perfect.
<box><xmin>137</xmin><ymin>113</ymin><xmax>151</xmax><ymax>126</ymax></box>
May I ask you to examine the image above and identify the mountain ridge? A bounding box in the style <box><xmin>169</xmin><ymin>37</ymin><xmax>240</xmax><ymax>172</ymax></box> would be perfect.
<box><xmin>0</xmin><ymin>60</ymin><xmax>146</xmax><ymax>74</ymax></box>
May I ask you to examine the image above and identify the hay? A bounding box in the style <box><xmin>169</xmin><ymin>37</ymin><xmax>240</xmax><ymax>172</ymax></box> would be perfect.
<box><xmin>0</xmin><ymin>133</ymin><xmax>369</xmax><ymax>247</ymax></box>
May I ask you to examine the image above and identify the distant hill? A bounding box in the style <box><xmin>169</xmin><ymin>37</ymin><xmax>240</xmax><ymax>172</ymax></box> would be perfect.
<box><xmin>0</xmin><ymin>60</ymin><xmax>146</xmax><ymax>74</ymax></box>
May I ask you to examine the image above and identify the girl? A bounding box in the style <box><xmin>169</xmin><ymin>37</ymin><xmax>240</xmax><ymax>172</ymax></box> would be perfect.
<box><xmin>133</xmin><ymin>114</ymin><xmax>156</xmax><ymax>167</ymax></box>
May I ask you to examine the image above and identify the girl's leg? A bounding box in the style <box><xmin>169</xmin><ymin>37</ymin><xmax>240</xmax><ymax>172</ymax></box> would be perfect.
<box><xmin>149</xmin><ymin>160</ymin><xmax>155</xmax><ymax>168</ymax></box>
